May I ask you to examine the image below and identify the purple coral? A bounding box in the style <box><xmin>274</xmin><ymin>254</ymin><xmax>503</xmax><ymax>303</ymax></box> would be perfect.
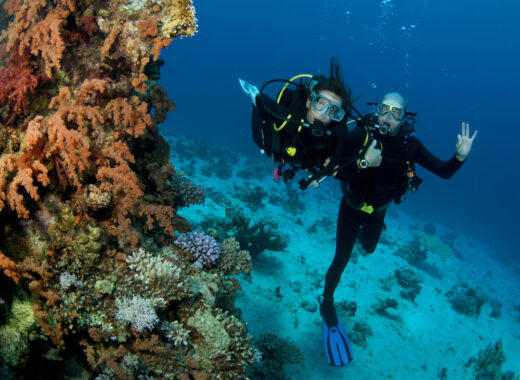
<box><xmin>174</xmin><ymin>230</ymin><xmax>220</xmax><ymax>268</ymax></box>
<box><xmin>173</xmin><ymin>177</ymin><xmax>205</xmax><ymax>207</ymax></box>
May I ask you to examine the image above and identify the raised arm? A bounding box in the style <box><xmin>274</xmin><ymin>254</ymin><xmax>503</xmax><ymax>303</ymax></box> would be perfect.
<box><xmin>414</xmin><ymin>121</ymin><xmax>477</xmax><ymax>178</ymax></box>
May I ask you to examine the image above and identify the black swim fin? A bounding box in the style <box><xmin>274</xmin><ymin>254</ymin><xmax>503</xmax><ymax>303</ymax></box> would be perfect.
<box><xmin>319</xmin><ymin>296</ymin><xmax>354</xmax><ymax>366</ymax></box>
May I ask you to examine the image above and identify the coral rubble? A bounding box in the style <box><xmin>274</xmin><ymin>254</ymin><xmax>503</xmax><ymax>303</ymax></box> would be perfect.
<box><xmin>0</xmin><ymin>0</ymin><xmax>254</xmax><ymax>378</ymax></box>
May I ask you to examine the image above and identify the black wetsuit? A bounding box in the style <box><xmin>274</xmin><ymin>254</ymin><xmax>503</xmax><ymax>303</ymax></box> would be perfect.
<box><xmin>323</xmin><ymin>116</ymin><xmax>464</xmax><ymax>299</ymax></box>
<box><xmin>252</xmin><ymin>90</ymin><xmax>349</xmax><ymax>179</ymax></box>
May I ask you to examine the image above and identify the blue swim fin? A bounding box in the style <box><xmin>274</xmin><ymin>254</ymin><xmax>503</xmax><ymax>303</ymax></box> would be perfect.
<box><xmin>322</xmin><ymin>318</ymin><xmax>354</xmax><ymax>366</ymax></box>
<box><xmin>319</xmin><ymin>296</ymin><xmax>354</xmax><ymax>366</ymax></box>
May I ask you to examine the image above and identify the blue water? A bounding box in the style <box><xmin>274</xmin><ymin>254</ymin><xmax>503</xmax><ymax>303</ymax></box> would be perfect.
<box><xmin>160</xmin><ymin>0</ymin><xmax>520</xmax><ymax>263</ymax></box>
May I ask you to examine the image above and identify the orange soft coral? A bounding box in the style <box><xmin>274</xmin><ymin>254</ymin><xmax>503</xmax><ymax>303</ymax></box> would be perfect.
<box><xmin>44</xmin><ymin>81</ymin><xmax>108</xmax><ymax>190</ymax></box>
<box><xmin>0</xmin><ymin>157</ymin><xmax>49</xmax><ymax>218</ymax></box>
<box><xmin>151</xmin><ymin>37</ymin><xmax>172</xmax><ymax>62</ymax></box>
<box><xmin>45</xmin><ymin>111</ymin><xmax>91</xmax><ymax>189</ymax></box>
<box><xmin>101</xmin><ymin>28</ymin><xmax>120</xmax><ymax>55</ymax></box>
<box><xmin>7</xmin><ymin>167</ymin><xmax>41</xmax><ymax>218</ymax></box>
<box><xmin>137</xmin><ymin>19</ymin><xmax>158</xmax><ymax>38</ymax></box>
<box><xmin>138</xmin><ymin>203</ymin><xmax>175</xmax><ymax>237</ymax></box>
<box><xmin>8</xmin><ymin>6</ymin><xmax>70</xmax><ymax>77</ymax></box>
<box><xmin>96</xmin><ymin>141</ymin><xmax>144</xmax><ymax>248</ymax></box>
<box><xmin>105</xmin><ymin>96</ymin><xmax>152</xmax><ymax>138</ymax></box>
<box><xmin>0</xmin><ymin>250</ymin><xmax>20</xmax><ymax>283</ymax></box>
<box><xmin>0</xmin><ymin>116</ymin><xmax>49</xmax><ymax>218</ymax></box>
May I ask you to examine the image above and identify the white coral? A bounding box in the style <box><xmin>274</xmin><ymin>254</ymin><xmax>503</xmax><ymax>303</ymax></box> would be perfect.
<box><xmin>59</xmin><ymin>272</ymin><xmax>83</xmax><ymax>290</ymax></box>
<box><xmin>126</xmin><ymin>248</ymin><xmax>181</xmax><ymax>284</ymax></box>
<box><xmin>160</xmin><ymin>320</ymin><xmax>190</xmax><ymax>347</ymax></box>
<box><xmin>114</xmin><ymin>295</ymin><xmax>158</xmax><ymax>332</ymax></box>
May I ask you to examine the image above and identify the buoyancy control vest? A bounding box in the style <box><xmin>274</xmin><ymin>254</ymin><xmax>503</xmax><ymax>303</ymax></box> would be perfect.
<box><xmin>251</xmin><ymin>75</ymin><xmax>356</xmax><ymax>190</ymax></box>
<box><xmin>340</xmin><ymin>113</ymin><xmax>423</xmax><ymax>211</ymax></box>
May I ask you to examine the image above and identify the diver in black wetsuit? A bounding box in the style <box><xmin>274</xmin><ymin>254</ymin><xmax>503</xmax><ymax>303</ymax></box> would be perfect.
<box><xmin>242</xmin><ymin>59</ymin><xmax>371</xmax><ymax>366</ymax></box>
<box><xmin>241</xmin><ymin>58</ymin><xmax>360</xmax><ymax>189</ymax></box>
<box><xmin>320</xmin><ymin>91</ymin><xmax>478</xmax><ymax>329</ymax></box>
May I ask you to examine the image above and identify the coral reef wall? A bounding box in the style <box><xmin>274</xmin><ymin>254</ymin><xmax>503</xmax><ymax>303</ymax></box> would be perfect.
<box><xmin>0</xmin><ymin>0</ymin><xmax>253</xmax><ymax>378</ymax></box>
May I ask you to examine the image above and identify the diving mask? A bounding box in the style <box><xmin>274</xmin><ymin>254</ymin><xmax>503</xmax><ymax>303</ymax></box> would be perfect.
<box><xmin>311</xmin><ymin>92</ymin><xmax>345</xmax><ymax>122</ymax></box>
<box><xmin>377</xmin><ymin>102</ymin><xmax>405</xmax><ymax>121</ymax></box>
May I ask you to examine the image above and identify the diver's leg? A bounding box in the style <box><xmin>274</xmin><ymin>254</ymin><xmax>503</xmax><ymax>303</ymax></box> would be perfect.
<box><xmin>323</xmin><ymin>197</ymin><xmax>360</xmax><ymax>296</ymax></box>
<box><xmin>358</xmin><ymin>210</ymin><xmax>386</xmax><ymax>253</ymax></box>
<box><xmin>321</xmin><ymin>197</ymin><xmax>360</xmax><ymax>326</ymax></box>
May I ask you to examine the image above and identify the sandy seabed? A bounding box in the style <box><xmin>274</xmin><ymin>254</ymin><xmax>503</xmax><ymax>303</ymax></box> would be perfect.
<box><xmin>169</xmin><ymin>135</ymin><xmax>520</xmax><ymax>380</ymax></box>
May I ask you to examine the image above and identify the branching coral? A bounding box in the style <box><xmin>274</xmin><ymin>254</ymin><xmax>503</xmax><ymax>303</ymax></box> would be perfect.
<box><xmin>172</xmin><ymin>175</ymin><xmax>205</xmax><ymax>207</ymax></box>
<box><xmin>174</xmin><ymin>230</ymin><xmax>220</xmax><ymax>268</ymax></box>
<box><xmin>126</xmin><ymin>247</ymin><xmax>182</xmax><ymax>286</ymax></box>
<box><xmin>217</xmin><ymin>236</ymin><xmax>252</xmax><ymax>275</ymax></box>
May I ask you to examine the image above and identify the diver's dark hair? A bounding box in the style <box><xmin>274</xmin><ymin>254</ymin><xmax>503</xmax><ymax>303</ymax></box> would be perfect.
<box><xmin>298</xmin><ymin>56</ymin><xmax>352</xmax><ymax>118</ymax></box>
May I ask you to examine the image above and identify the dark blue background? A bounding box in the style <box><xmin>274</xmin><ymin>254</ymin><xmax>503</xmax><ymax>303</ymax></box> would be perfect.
<box><xmin>160</xmin><ymin>0</ymin><xmax>519</xmax><ymax>263</ymax></box>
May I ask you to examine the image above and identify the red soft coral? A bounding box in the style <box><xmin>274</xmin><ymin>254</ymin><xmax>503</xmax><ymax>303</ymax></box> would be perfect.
<box><xmin>0</xmin><ymin>51</ymin><xmax>42</xmax><ymax>125</ymax></box>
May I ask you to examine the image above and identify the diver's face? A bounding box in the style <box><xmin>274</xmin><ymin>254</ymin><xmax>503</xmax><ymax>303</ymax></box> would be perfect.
<box><xmin>306</xmin><ymin>90</ymin><xmax>342</xmax><ymax>125</ymax></box>
<box><xmin>377</xmin><ymin>97</ymin><xmax>406</xmax><ymax>136</ymax></box>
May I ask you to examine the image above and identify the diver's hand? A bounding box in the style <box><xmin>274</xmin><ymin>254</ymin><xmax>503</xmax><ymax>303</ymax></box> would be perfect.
<box><xmin>364</xmin><ymin>139</ymin><xmax>382</xmax><ymax>167</ymax></box>
<box><xmin>238</xmin><ymin>79</ymin><xmax>259</xmax><ymax>105</ymax></box>
<box><xmin>455</xmin><ymin>122</ymin><xmax>477</xmax><ymax>161</ymax></box>
<box><xmin>324</xmin><ymin>157</ymin><xmax>340</xmax><ymax>177</ymax></box>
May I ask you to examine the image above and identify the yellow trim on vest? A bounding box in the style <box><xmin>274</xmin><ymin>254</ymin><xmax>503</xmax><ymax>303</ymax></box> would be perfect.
<box><xmin>360</xmin><ymin>203</ymin><xmax>374</xmax><ymax>214</ymax></box>
<box><xmin>358</xmin><ymin>127</ymin><xmax>370</xmax><ymax>154</ymax></box>
<box><xmin>358</xmin><ymin>125</ymin><xmax>384</xmax><ymax>154</ymax></box>
<box><xmin>273</xmin><ymin>74</ymin><xmax>313</xmax><ymax>131</ymax></box>
<box><xmin>274</xmin><ymin>114</ymin><xmax>291</xmax><ymax>132</ymax></box>
<box><xmin>286</xmin><ymin>147</ymin><xmax>297</xmax><ymax>156</ymax></box>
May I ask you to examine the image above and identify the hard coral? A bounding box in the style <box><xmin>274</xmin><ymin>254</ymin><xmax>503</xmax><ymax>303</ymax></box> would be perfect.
<box><xmin>395</xmin><ymin>268</ymin><xmax>423</xmax><ymax>302</ymax></box>
<box><xmin>446</xmin><ymin>282</ymin><xmax>488</xmax><ymax>317</ymax></box>
<box><xmin>83</xmin><ymin>184</ymin><xmax>112</xmax><ymax>213</ymax></box>
<box><xmin>217</xmin><ymin>237</ymin><xmax>252</xmax><ymax>276</ymax></box>
<box><xmin>172</xmin><ymin>175</ymin><xmax>205</xmax><ymax>207</ymax></box>
<box><xmin>175</xmin><ymin>230</ymin><xmax>220</xmax><ymax>268</ymax></box>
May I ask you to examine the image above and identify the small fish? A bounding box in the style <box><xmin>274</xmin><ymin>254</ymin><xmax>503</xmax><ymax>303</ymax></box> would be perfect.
<box><xmin>0</xmin><ymin>297</ymin><xmax>4</xmax><ymax>305</ymax></box>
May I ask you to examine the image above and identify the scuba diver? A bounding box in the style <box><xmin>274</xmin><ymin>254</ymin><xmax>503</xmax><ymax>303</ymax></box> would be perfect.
<box><xmin>240</xmin><ymin>58</ymin><xmax>382</xmax><ymax>367</ymax></box>
<box><xmin>319</xmin><ymin>91</ymin><xmax>477</xmax><ymax>366</ymax></box>
<box><xmin>240</xmin><ymin>57</ymin><xmax>369</xmax><ymax>190</ymax></box>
